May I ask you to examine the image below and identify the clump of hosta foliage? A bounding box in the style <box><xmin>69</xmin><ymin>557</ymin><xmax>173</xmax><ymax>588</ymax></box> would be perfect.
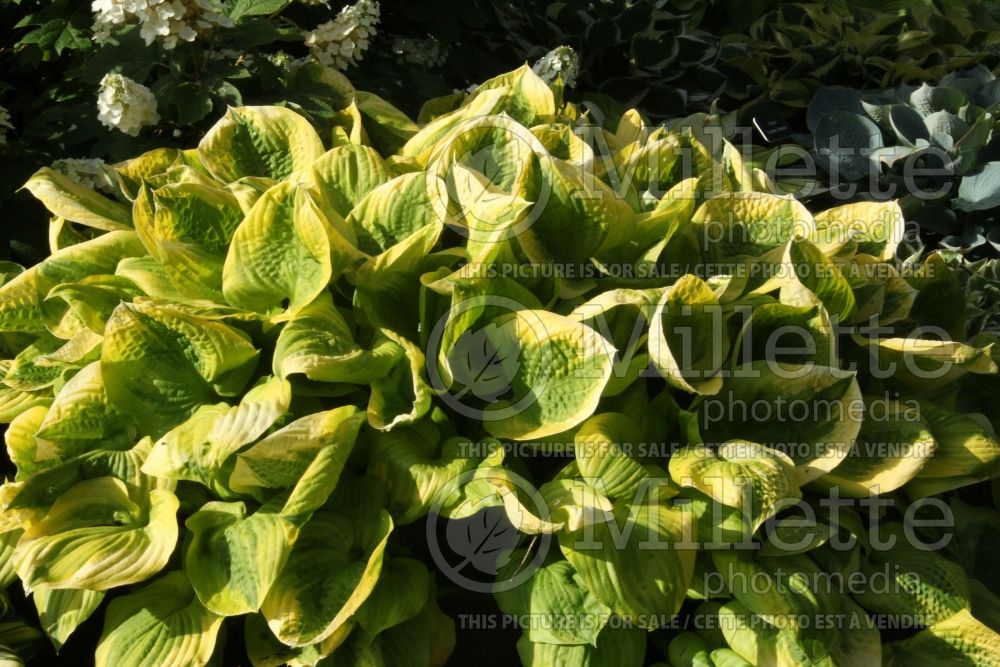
<box><xmin>805</xmin><ymin>67</ymin><xmax>1000</xmax><ymax>256</ymax></box>
<box><xmin>721</xmin><ymin>1</ymin><xmax>1000</xmax><ymax>109</ymax></box>
<box><xmin>1</xmin><ymin>63</ymin><xmax>1000</xmax><ymax>666</ymax></box>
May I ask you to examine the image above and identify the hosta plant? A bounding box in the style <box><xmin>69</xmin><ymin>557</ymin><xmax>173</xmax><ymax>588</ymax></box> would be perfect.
<box><xmin>1</xmin><ymin>64</ymin><xmax>999</xmax><ymax>666</ymax></box>
<box><xmin>721</xmin><ymin>1</ymin><xmax>1000</xmax><ymax>110</ymax></box>
<box><xmin>806</xmin><ymin>67</ymin><xmax>1000</xmax><ymax>256</ymax></box>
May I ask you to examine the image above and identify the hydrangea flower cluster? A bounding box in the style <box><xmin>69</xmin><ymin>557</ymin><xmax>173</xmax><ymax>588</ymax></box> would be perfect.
<box><xmin>532</xmin><ymin>45</ymin><xmax>580</xmax><ymax>88</ymax></box>
<box><xmin>96</xmin><ymin>74</ymin><xmax>161</xmax><ymax>136</ymax></box>
<box><xmin>0</xmin><ymin>106</ymin><xmax>13</xmax><ymax>146</ymax></box>
<box><xmin>91</xmin><ymin>0</ymin><xmax>233</xmax><ymax>50</ymax></box>
<box><xmin>305</xmin><ymin>0</ymin><xmax>380</xmax><ymax>70</ymax></box>
<box><xmin>391</xmin><ymin>35</ymin><xmax>447</xmax><ymax>67</ymax></box>
<box><xmin>51</xmin><ymin>158</ymin><xmax>115</xmax><ymax>192</ymax></box>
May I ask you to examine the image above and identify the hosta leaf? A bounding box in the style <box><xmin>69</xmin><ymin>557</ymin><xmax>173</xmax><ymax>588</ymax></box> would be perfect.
<box><xmin>230</xmin><ymin>405</ymin><xmax>364</xmax><ymax>494</ymax></box>
<box><xmin>133</xmin><ymin>182</ymin><xmax>244</xmax><ymax>298</ymax></box>
<box><xmin>355</xmin><ymin>557</ymin><xmax>430</xmax><ymax>638</ymax></box>
<box><xmin>559</xmin><ymin>501</ymin><xmax>695</xmax><ymax>628</ymax></box>
<box><xmin>813</xmin><ymin>200</ymin><xmax>904</xmax><ymax>260</ymax></box>
<box><xmin>306</xmin><ymin>144</ymin><xmax>390</xmax><ymax>219</ymax></box>
<box><xmin>466</xmin><ymin>64</ymin><xmax>556</xmax><ymax>127</ymax></box>
<box><xmin>813</xmin><ymin>399</ymin><xmax>936</xmax><ymax>497</ymax></box>
<box><xmin>14</xmin><ymin>477</ymin><xmax>178</xmax><ymax>591</ymax></box>
<box><xmin>273</xmin><ymin>293</ymin><xmax>403</xmax><ymax>384</ymax></box>
<box><xmin>668</xmin><ymin>441</ymin><xmax>800</xmax><ymax>531</ymax></box>
<box><xmin>0</xmin><ymin>231</ymin><xmax>145</xmax><ymax>334</ymax></box>
<box><xmin>347</xmin><ymin>171</ymin><xmax>443</xmax><ymax>256</ymax></box>
<box><xmin>33</xmin><ymin>360</ymin><xmax>135</xmax><ymax>462</ymax></box>
<box><xmin>34</xmin><ymin>588</ymin><xmax>104</xmax><ymax>651</ymax></box>
<box><xmin>883</xmin><ymin>609</ymin><xmax>1000</xmax><ymax>667</ymax></box>
<box><xmin>142</xmin><ymin>376</ymin><xmax>291</xmax><ymax>490</ymax></box>
<box><xmin>516</xmin><ymin>626</ymin><xmax>646</xmax><ymax>667</ymax></box>
<box><xmin>909</xmin><ymin>404</ymin><xmax>1000</xmax><ymax>496</ymax></box>
<box><xmin>222</xmin><ymin>181</ymin><xmax>361</xmax><ymax>315</ymax></box>
<box><xmin>649</xmin><ymin>275</ymin><xmax>729</xmax><ymax>395</ymax></box>
<box><xmin>495</xmin><ymin>559</ymin><xmax>610</xmax><ymax>646</ymax></box>
<box><xmin>573</xmin><ymin>413</ymin><xmax>651</xmax><ymax>499</ymax></box>
<box><xmin>479</xmin><ymin>310</ymin><xmax>614</xmax><ymax>440</ymax></box>
<box><xmin>691</xmin><ymin>192</ymin><xmax>815</xmax><ymax>260</ymax></box>
<box><xmin>261</xmin><ymin>510</ymin><xmax>392</xmax><ymax>647</ymax></box>
<box><xmin>777</xmin><ymin>237</ymin><xmax>855</xmax><ymax>322</ymax></box>
<box><xmin>184</xmin><ymin>500</ymin><xmax>296</xmax><ymax>617</ymax></box>
<box><xmin>95</xmin><ymin>572</ymin><xmax>223</xmax><ymax>667</ymax></box>
<box><xmin>101</xmin><ymin>301</ymin><xmax>259</xmax><ymax>438</ymax></box>
<box><xmin>700</xmin><ymin>362</ymin><xmax>863</xmax><ymax>483</ymax></box>
<box><xmin>23</xmin><ymin>167</ymin><xmax>131</xmax><ymax>231</ymax></box>
<box><xmin>198</xmin><ymin>106</ymin><xmax>324</xmax><ymax>182</ymax></box>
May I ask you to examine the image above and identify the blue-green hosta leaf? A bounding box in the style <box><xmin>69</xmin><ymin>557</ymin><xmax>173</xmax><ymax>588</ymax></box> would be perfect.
<box><xmin>909</xmin><ymin>83</ymin><xmax>966</xmax><ymax>117</ymax></box>
<box><xmin>230</xmin><ymin>405</ymin><xmax>364</xmax><ymax>494</ymax></box>
<box><xmin>95</xmin><ymin>571</ymin><xmax>223</xmax><ymax>667</ymax></box>
<box><xmin>23</xmin><ymin>167</ymin><xmax>131</xmax><ymax>232</ymax></box>
<box><xmin>261</xmin><ymin>510</ymin><xmax>393</xmax><ymax>647</ymax></box>
<box><xmin>559</xmin><ymin>502</ymin><xmax>695</xmax><ymax>628</ymax></box>
<box><xmin>355</xmin><ymin>557</ymin><xmax>430</xmax><ymax>638</ymax></box>
<box><xmin>101</xmin><ymin>301</ymin><xmax>259</xmax><ymax>438</ymax></box>
<box><xmin>883</xmin><ymin>609</ymin><xmax>1000</xmax><ymax>667</ymax></box>
<box><xmin>887</xmin><ymin>104</ymin><xmax>931</xmax><ymax>147</ymax></box>
<box><xmin>812</xmin><ymin>200</ymin><xmax>905</xmax><ymax>260</ymax></box>
<box><xmin>814</xmin><ymin>111</ymin><xmax>882</xmax><ymax>181</ymax></box>
<box><xmin>197</xmin><ymin>106</ymin><xmax>324</xmax><ymax>182</ymax></box>
<box><xmin>33</xmin><ymin>361</ymin><xmax>135</xmax><ymax>462</ymax></box>
<box><xmin>956</xmin><ymin>162</ymin><xmax>1000</xmax><ymax>212</ymax></box>
<box><xmin>700</xmin><ymin>362</ymin><xmax>863</xmax><ymax>483</ymax></box>
<box><xmin>573</xmin><ymin>413</ymin><xmax>651</xmax><ymax>500</ymax></box>
<box><xmin>34</xmin><ymin>588</ymin><xmax>104</xmax><ymax>651</ymax></box>
<box><xmin>0</xmin><ymin>231</ymin><xmax>145</xmax><ymax>333</ymax></box>
<box><xmin>306</xmin><ymin>144</ymin><xmax>390</xmax><ymax>219</ymax></box>
<box><xmin>777</xmin><ymin>238</ymin><xmax>856</xmax><ymax>322</ymax></box>
<box><xmin>691</xmin><ymin>192</ymin><xmax>815</xmax><ymax>261</ymax></box>
<box><xmin>649</xmin><ymin>275</ymin><xmax>729</xmax><ymax>395</ymax></box>
<box><xmin>222</xmin><ymin>181</ymin><xmax>362</xmax><ymax>316</ymax></box>
<box><xmin>184</xmin><ymin>500</ymin><xmax>296</xmax><ymax>617</ymax></box>
<box><xmin>133</xmin><ymin>182</ymin><xmax>244</xmax><ymax>298</ymax></box>
<box><xmin>13</xmin><ymin>477</ymin><xmax>178</xmax><ymax>591</ymax></box>
<box><xmin>516</xmin><ymin>626</ymin><xmax>646</xmax><ymax>667</ymax></box>
<box><xmin>273</xmin><ymin>293</ymin><xmax>403</xmax><ymax>384</ymax></box>
<box><xmin>495</xmin><ymin>558</ymin><xmax>610</xmax><ymax>646</ymax></box>
<box><xmin>479</xmin><ymin>310</ymin><xmax>613</xmax><ymax>441</ymax></box>
<box><xmin>807</xmin><ymin>87</ymin><xmax>866</xmax><ymax>134</ymax></box>
<box><xmin>669</xmin><ymin>441</ymin><xmax>800</xmax><ymax>532</ymax></box>
<box><xmin>812</xmin><ymin>398</ymin><xmax>936</xmax><ymax>497</ymax></box>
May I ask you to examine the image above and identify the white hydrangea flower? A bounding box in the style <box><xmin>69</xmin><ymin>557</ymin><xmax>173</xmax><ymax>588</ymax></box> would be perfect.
<box><xmin>92</xmin><ymin>0</ymin><xmax>232</xmax><ymax>49</ymax></box>
<box><xmin>52</xmin><ymin>158</ymin><xmax>115</xmax><ymax>192</ymax></box>
<box><xmin>532</xmin><ymin>46</ymin><xmax>580</xmax><ymax>88</ymax></box>
<box><xmin>305</xmin><ymin>0</ymin><xmax>380</xmax><ymax>70</ymax></box>
<box><xmin>97</xmin><ymin>74</ymin><xmax>160</xmax><ymax>136</ymax></box>
<box><xmin>391</xmin><ymin>35</ymin><xmax>446</xmax><ymax>67</ymax></box>
<box><xmin>0</xmin><ymin>106</ymin><xmax>13</xmax><ymax>146</ymax></box>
